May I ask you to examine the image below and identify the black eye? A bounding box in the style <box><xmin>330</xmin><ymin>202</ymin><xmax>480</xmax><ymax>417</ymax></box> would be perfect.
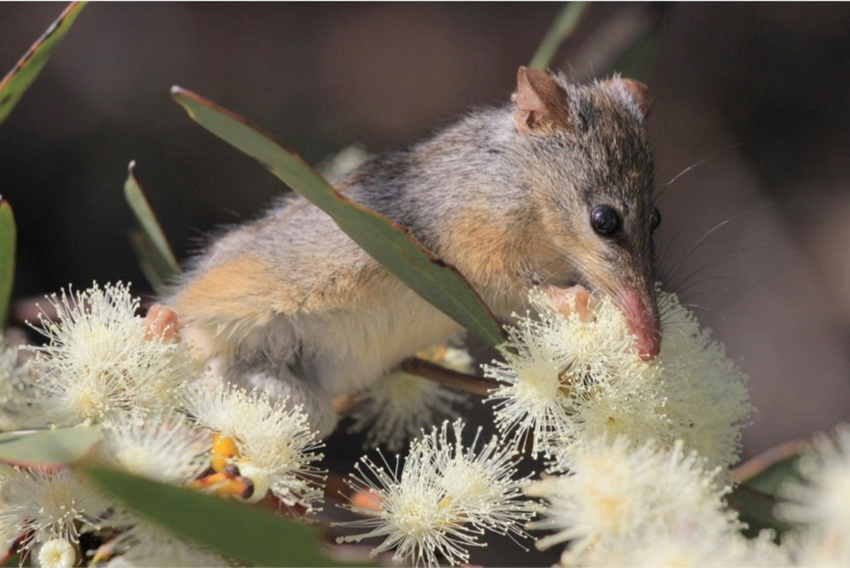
<box><xmin>590</xmin><ymin>205</ymin><xmax>621</xmax><ymax>237</ymax></box>
<box><xmin>650</xmin><ymin>207</ymin><xmax>661</xmax><ymax>232</ymax></box>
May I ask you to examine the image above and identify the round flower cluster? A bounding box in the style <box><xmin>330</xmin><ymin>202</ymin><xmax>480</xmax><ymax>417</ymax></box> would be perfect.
<box><xmin>0</xmin><ymin>283</ymin><xmax>326</xmax><ymax>565</ymax></box>
<box><xmin>484</xmin><ymin>288</ymin><xmax>751</xmax><ymax>473</ymax></box>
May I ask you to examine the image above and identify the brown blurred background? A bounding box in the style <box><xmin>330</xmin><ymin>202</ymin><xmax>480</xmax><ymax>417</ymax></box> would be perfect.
<box><xmin>2</xmin><ymin>3</ymin><xmax>849</xmax><ymax>467</ymax></box>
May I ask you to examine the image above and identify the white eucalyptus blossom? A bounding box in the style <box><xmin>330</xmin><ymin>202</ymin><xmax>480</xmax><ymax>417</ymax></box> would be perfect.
<box><xmin>24</xmin><ymin>283</ymin><xmax>198</xmax><ymax>426</ymax></box>
<box><xmin>652</xmin><ymin>291</ymin><xmax>752</xmax><ymax>472</ymax></box>
<box><xmin>0</xmin><ymin>467</ymin><xmax>108</xmax><ymax>553</ymax></box>
<box><xmin>336</xmin><ymin>420</ymin><xmax>535</xmax><ymax>566</ymax></box>
<box><xmin>100</xmin><ymin>410</ymin><xmax>211</xmax><ymax>486</ymax></box>
<box><xmin>348</xmin><ymin>371</ymin><xmax>466</xmax><ymax>452</ymax></box>
<box><xmin>777</xmin><ymin>424</ymin><xmax>850</xmax><ymax>566</ymax></box>
<box><xmin>335</xmin><ymin>447</ymin><xmax>485</xmax><ymax>567</ymax></box>
<box><xmin>183</xmin><ymin>382</ymin><xmax>325</xmax><ymax>511</ymax></box>
<box><xmin>347</xmin><ymin>346</ymin><xmax>471</xmax><ymax>451</ymax></box>
<box><xmin>420</xmin><ymin>419</ymin><xmax>537</xmax><ymax>540</ymax></box>
<box><xmin>483</xmin><ymin>309</ymin><xmax>577</xmax><ymax>459</ymax></box>
<box><xmin>527</xmin><ymin>437</ymin><xmax>740</xmax><ymax>565</ymax></box>
<box><xmin>95</xmin><ymin>415</ymin><xmax>223</xmax><ymax>566</ymax></box>
<box><xmin>36</xmin><ymin>538</ymin><xmax>76</xmax><ymax>568</ymax></box>
<box><xmin>583</xmin><ymin>527</ymin><xmax>789</xmax><ymax>568</ymax></box>
<box><xmin>484</xmin><ymin>288</ymin><xmax>751</xmax><ymax>470</ymax></box>
<box><xmin>104</xmin><ymin>519</ymin><xmax>227</xmax><ymax>568</ymax></box>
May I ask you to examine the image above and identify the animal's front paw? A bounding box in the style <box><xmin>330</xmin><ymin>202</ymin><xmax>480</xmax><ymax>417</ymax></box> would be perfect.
<box><xmin>143</xmin><ymin>304</ymin><xmax>182</xmax><ymax>341</ymax></box>
<box><xmin>541</xmin><ymin>284</ymin><xmax>598</xmax><ymax>322</ymax></box>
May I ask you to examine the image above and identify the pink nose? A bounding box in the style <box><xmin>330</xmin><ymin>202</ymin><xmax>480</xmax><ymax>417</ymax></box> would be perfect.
<box><xmin>617</xmin><ymin>288</ymin><xmax>662</xmax><ymax>361</ymax></box>
<box><xmin>635</xmin><ymin>329</ymin><xmax>662</xmax><ymax>362</ymax></box>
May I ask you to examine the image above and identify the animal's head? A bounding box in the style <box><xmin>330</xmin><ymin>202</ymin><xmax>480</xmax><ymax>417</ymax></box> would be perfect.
<box><xmin>512</xmin><ymin>66</ymin><xmax>661</xmax><ymax>360</ymax></box>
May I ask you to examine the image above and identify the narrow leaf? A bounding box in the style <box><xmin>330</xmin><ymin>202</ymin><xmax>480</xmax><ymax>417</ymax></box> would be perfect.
<box><xmin>740</xmin><ymin>457</ymin><xmax>802</xmax><ymax>498</ymax></box>
<box><xmin>84</xmin><ymin>467</ymin><xmax>339</xmax><ymax>567</ymax></box>
<box><xmin>608</xmin><ymin>11</ymin><xmax>663</xmax><ymax>82</ymax></box>
<box><xmin>0</xmin><ymin>2</ymin><xmax>87</xmax><ymax>124</ymax></box>
<box><xmin>529</xmin><ymin>2</ymin><xmax>589</xmax><ymax>71</ymax></box>
<box><xmin>128</xmin><ymin>230</ymin><xmax>168</xmax><ymax>294</ymax></box>
<box><xmin>124</xmin><ymin>162</ymin><xmax>181</xmax><ymax>291</ymax></box>
<box><xmin>0</xmin><ymin>426</ymin><xmax>101</xmax><ymax>468</ymax></box>
<box><xmin>732</xmin><ymin>438</ymin><xmax>807</xmax><ymax>496</ymax></box>
<box><xmin>727</xmin><ymin>484</ymin><xmax>792</xmax><ymax>537</ymax></box>
<box><xmin>730</xmin><ymin>443</ymin><xmax>808</xmax><ymax>536</ymax></box>
<box><xmin>0</xmin><ymin>201</ymin><xmax>15</xmax><ymax>327</ymax></box>
<box><xmin>171</xmin><ymin>87</ymin><xmax>505</xmax><ymax>347</ymax></box>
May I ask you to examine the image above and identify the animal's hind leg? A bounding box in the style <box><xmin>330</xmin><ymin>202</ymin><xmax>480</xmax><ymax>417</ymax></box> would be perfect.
<box><xmin>224</xmin><ymin>357</ymin><xmax>339</xmax><ymax>438</ymax></box>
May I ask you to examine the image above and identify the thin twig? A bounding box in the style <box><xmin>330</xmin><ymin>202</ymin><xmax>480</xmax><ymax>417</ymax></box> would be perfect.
<box><xmin>731</xmin><ymin>437</ymin><xmax>809</xmax><ymax>484</ymax></box>
<box><xmin>529</xmin><ymin>2</ymin><xmax>590</xmax><ymax>71</ymax></box>
<box><xmin>400</xmin><ymin>357</ymin><xmax>498</xmax><ymax>397</ymax></box>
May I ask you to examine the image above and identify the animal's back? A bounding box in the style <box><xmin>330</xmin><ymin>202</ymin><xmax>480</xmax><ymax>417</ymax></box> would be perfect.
<box><xmin>168</xmin><ymin>166</ymin><xmax>461</xmax><ymax>435</ymax></box>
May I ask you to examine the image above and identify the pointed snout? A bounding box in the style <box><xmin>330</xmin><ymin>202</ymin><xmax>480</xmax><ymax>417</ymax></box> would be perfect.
<box><xmin>615</xmin><ymin>287</ymin><xmax>662</xmax><ymax>361</ymax></box>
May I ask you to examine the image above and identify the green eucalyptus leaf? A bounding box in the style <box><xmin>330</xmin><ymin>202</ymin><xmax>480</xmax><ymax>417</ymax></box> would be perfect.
<box><xmin>0</xmin><ymin>2</ymin><xmax>87</xmax><ymax>124</ymax></box>
<box><xmin>171</xmin><ymin>87</ymin><xmax>505</xmax><ymax>347</ymax></box>
<box><xmin>84</xmin><ymin>467</ymin><xmax>339</xmax><ymax>567</ymax></box>
<box><xmin>608</xmin><ymin>12</ymin><xmax>663</xmax><ymax>82</ymax></box>
<box><xmin>727</xmin><ymin>484</ymin><xmax>792</xmax><ymax>538</ymax></box>
<box><xmin>124</xmin><ymin>162</ymin><xmax>181</xmax><ymax>292</ymax></box>
<box><xmin>0</xmin><ymin>426</ymin><xmax>101</xmax><ymax>468</ymax></box>
<box><xmin>0</xmin><ymin>201</ymin><xmax>15</xmax><ymax>327</ymax></box>
<box><xmin>737</xmin><ymin>456</ymin><xmax>802</xmax><ymax>498</ymax></box>
<box><xmin>732</xmin><ymin>439</ymin><xmax>807</xmax><ymax>497</ymax></box>
<box><xmin>729</xmin><ymin>442</ymin><xmax>806</xmax><ymax>537</ymax></box>
<box><xmin>128</xmin><ymin>229</ymin><xmax>168</xmax><ymax>294</ymax></box>
<box><xmin>529</xmin><ymin>2</ymin><xmax>589</xmax><ymax>71</ymax></box>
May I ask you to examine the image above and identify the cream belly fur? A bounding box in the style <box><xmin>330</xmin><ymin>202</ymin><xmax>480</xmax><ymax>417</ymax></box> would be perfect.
<box><xmin>179</xmin><ymin>277</ymin><xmax>462</xmax><ymax>436</ymax></box>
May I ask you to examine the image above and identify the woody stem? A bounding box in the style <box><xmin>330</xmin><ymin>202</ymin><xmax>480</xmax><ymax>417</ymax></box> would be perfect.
<box><xmin>399</xmin><ymin>357</ymin><xmax>499</xmax><ymax>396</ymax></box>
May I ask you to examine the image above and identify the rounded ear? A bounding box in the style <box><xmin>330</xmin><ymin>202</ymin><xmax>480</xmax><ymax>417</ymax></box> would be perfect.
<box><xmin>602</xmin><ymin>77</ymin><xmax>654</xmax><ymax>120</ymax></box>
<box><xmin>511</xmin><ymin>66</ymin><xmax>571</xmax><ymax>134</ymax></box>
